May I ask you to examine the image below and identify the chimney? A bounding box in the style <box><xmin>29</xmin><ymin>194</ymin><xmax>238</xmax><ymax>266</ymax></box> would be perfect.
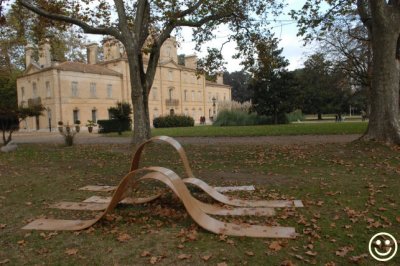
<box><xmin>103</xmin><ymin>38</ymin><xmax>120</xmax><ymax>61</ymax></box>
<box><xmin>25</xmin><ymin>44</ymin><xmax>34</xmax><ymax>68</ymax></box>
<box><xmin>185</xmin><ymin>55</ymin><xmax>198</xmax><ymax>69</ymax></box>
<box><xmin>86</xmin><ymin>43</ymin><xmax>98</xmax><ymax>64</ymax></box>
<box><xmin>216</xmin><ymin>72</ymin><xmax>223</xmax><ymax>84</ymax></box>
<box><xmin>38</xmin><ymin>39</ymin><xmax>51</xmax><ymax>68</ymax></box>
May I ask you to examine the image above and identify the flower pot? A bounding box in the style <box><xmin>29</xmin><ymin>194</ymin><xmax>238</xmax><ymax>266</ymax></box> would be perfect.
<box><xmin>75</xmin><ymin>126</ymin><xmax>80</xmax><ymax>133</ymax></box>
<box><xmin>88</xmin><ymin>126</ymin><xmax>93</xmax><ymax>133</ymax></box>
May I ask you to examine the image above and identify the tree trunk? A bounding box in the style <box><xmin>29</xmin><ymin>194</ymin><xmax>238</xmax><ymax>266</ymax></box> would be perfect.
<box><xmin>126</xmin><ymin>47</ymin><xmax>151</xmax><ymax>145</ymax></box>
<box><xmin>363</xmin><ymin>27</ymin><xmax>400</xmax><ymax>144</ymax></box>
<box><xmin>317</xmin><ymin>112</ymin><xmax>322</xmax><ymax>120</ymax></box>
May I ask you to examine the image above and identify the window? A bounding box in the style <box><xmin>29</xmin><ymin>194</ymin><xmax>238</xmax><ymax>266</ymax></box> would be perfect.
<box><xmin>21</xmin><ymin>87</ymin><xmax>25</xmax><ymax>100</ymax></box>
<box><xmin>152</xmin><ymin>87</ymin><xmax>158</xmax><ymax>101</ymax></box>
<box><xmin>46</xmin><ymin>81</ymin><xmax>51</xmax><ymax>98</ymax></box>
<box><xmin>191</xmin><ymin>90</ymin><xmax>195</xmax><ymax>101</ymax></box>
<box><xmin>168</xmin><ymin>88</ymin><xmax>174</xmax><ymax>100</ymax></box>
<box><xmin>32</xmin><ymin>82</ymin><xmax>37</xmax><ymax>97</ymax></box>
<box><xmin>107</xmin><ymin>84</ymin><xmax>113</xmax><ymax>98</ymax></box>
<box><xmin>91</xmin><ymin>109</ymin><xmax>97</xmax><ymax>122</ymax></box>
<box><xmin>71</xmin><ymin>82</ymin><xmax>78</xmax><ymax>97</ymax></box>
<box><xmin>153</xmin><ymin>108</ymin><xmax>159</xmax><ymax>119</ymax></box>
<box><xmin>224</xmin><ymin>93</ymin><xmax>226</xmax><ymax>101</ymax></box>
<box><xmin>192</xmin><ymin>108</ymin><xmax>196</xmax><ymax>118</ymax></box>
<box><xmin>184</xmin><ymin>90</ymin><xmax>188</xmax><ymax>101</ymax></box>
<box><xmin>208</xmin><ymin>92</ymin><xmax>212</xmax><ymax>102</ymax></box>
<box><xmin>168</xmin><ymin>70</ymin><xmax>173</xmax><ymax>81</ymax></box>
<box><xmin>184</xmin><ymin>108</ymin><xmax>189</xmax><ymax>116</ymax></box>
<box><xmin>90</xmin><ymin>82</ymin><xmax>97</xmax><ymax>98</ymax></box>
<box><xmin>73</xmin><ymin>109</ymin><xmax>79</xmax><ymax>123</ymax></box>
<box><xmin>198</xmin><ymin>91</ymin><xmax>202</xmax><ymax>101</ymax></box>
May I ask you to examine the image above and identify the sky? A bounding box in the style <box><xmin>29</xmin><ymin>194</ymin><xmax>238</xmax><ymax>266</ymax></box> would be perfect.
<box><xmin>175</xmin><ymin>0</ymin><xmax>317</xmax><ymax>72</ymax></box>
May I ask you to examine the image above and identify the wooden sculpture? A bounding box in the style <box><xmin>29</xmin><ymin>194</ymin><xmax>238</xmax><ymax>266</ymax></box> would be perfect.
<box><xmin>23</xmin><ymin>136</ymin><xmax>303</xmax><ymax>238</ymax></box>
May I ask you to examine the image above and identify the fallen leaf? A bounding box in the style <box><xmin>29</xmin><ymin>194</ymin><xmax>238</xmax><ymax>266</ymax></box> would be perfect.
<box><xmin>117</xmin><ymin>233</ymin><xmax>131</xmax><ymax>242</ymax></box>
<box><xmin>305</xmin><ymin>251</ymin><xmax>317</xmax><ymax>256</ymax></box>
<box><xmin>217</xmin><ymin>263</ymin><xmax>228</xmax><ymax>266</ymax></box>
<box><xmin>177</xmin><ymin>244</ymin><xmax>184</xmax><ymax>249</ymax></box>
<box><xmin>17</xmin><ymin>240</ymin><xmax>26</xmax><ymax>246</ymax></box>
<box><xmin>0</xmin><ymin>224</ymin><xmax>6</xmax><ymax>229</ymax></box>
<box><xmin>65</xmin><ymin>248</ymin><xmax>78</xmax><ymax>256</ymax></box>
<box><xmin>245</xmin><ymin>251</ymin><xmax>254</xmax><ymax>256</ymax></box>
<box><xmin>280</xmin><ymin>260</ymin><xmax>296</xmax><ymax>266</ymax></box>
<box><xmin>269</xmin><ymin>241</ymin><xmax>283</xmax><ymax>251</ymax></box>
<box><xmin>140</xmin><ymin>250</ymin><xmax>151</xmax><ymax>257</ymax></box>
<box><xmin>335</xmin><ymin>246</ymin><xmax>354</xmax><ymax>257</ymax></box>
<box><xmin>396</xmin><ymin>217</ymin><xmax>400</xmax><ymax>223</ymax></box>
<box><xmin>349</xmin><ymin>254</ymin><xmax>368</xmax><ymax>263</ymax></box>
<box><xmin>0</xmin><ymin>259</ymin><xmax>10</xmax><ymax>264</ymax></box>
<box><xmin>177</xmin><ymin>254</ymin><xmax>191</xmax><ymax>260</ymax></box>
<box><xmin>149</xmin><ymin>256</ymin><xmax>158</xmax><ymax>264</ymax></box>
<box><xmin>226</xmin><ymin>239</ymin><xmax>235</xmax><ymax>245</ymax></box>
<box><xmin>201</xmin><ymin>254</ymin><xmax>212</xmax><ymax>261</ymax></box>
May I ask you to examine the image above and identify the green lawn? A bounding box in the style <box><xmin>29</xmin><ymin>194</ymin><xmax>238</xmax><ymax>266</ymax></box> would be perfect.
<box><xmin>0</xmin><ymin>140</ymin><xmax>398</xmax><ymax>265</ymax></box>
<box><xmin>105</xmin><ymin>122</ymin><xmax>368</xmax><ymax>138</ymax></box>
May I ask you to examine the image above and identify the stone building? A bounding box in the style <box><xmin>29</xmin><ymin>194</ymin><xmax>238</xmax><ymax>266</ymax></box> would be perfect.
<box><xmin>16</xmin><ymin>38</ymin><xmax>231</xmax><ymax>131</ymax></box>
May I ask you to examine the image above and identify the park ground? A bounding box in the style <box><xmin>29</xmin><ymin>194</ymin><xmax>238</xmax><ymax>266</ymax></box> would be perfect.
<box><xmin>1</xmin><ymin>122</ymin><xmax>399</xmax><ymax>265</ymax></box>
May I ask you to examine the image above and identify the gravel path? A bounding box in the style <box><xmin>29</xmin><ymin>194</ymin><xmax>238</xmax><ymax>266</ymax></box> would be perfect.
<box><xmin>12</xmin><ymin>132</ymin><xmax>361</xmax><ymax>145</ymax></box>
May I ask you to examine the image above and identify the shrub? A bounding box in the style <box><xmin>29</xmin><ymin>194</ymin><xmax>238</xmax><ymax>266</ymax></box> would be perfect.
<box><xmin>153</xmin><ymin>115</ymin><xmax>194</xmax><ymax>128</ymax></box>
<box><xmin>98</xmin><ymin>119</ymin><xmax>131</xmax><ymax>133</ymax></box>
<box><xmin>213</xmin><ymin>110</ymin><xmax>271</xmax><ymax>126</ymax></box>
<box><xmin>286</xmin><ymin>109</ymin><xmax>305</xmax><ymax>122</ymax></box>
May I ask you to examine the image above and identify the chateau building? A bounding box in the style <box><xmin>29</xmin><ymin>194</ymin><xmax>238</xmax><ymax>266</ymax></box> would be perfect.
<box><xmin>16</xmin><ymin>38</ymin><xmax>231</xmax><ymax>131</ymax></box>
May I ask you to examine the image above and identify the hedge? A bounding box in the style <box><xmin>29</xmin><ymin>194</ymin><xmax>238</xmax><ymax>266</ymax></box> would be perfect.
<box><xmin>153</xmin><ymin>115</ymin><xmax>194</xmax><ymax>128</ymax></box>
<box><xmin>97</xmin><ymin>119</ymin><xmax>131</xmax><ymax>133</ymax></box>
<box><xmin>0</xmin><ymin>114</ymin><xmax>19</xmax><ymax>131</ymax></box>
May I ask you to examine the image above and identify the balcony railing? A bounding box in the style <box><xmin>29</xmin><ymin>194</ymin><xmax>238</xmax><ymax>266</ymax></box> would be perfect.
<box><xmin>165</xmin><ymin>99</ymin><xmax>179</xmax><ymax>106</ymax></box>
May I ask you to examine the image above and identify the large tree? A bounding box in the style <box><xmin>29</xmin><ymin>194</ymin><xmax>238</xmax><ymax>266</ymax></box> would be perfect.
<box><xmin>15</xmin><ymin>0</ymin><xmax>282</xmax><ymax>144</ymax></box>
<box><xmin>247</xmin><ymin>36</ymin><xmax>299</xmax><ymax>124</ymax></box>
<box><xmin>296</xmin><ymin>53</ymin><xmax>352</xmax><ymax>119</ymax></box>
<box><xmin>223</xmin><ymin>71</ymin><xmax>252</xmax><ymax>102</ymax></box>
<box><xmin>292</xmin><ymin>0</ymin><xmax>400</xmax><ymax>144</ymax></box>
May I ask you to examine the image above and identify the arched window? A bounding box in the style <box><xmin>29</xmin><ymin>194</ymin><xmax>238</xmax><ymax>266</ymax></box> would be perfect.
<box><xmin>170</xmin><ymin>109</ymin><xmax>175</xmax><ymax>116</ymax></box>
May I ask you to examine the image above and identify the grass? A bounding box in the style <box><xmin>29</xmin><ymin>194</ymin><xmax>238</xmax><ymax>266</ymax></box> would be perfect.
<box><xmin>105</xmin><ymin>122</ymin><xmax>368</xmax><ymax>138</ymax></box>
<box><xmin>0</xmin><ymin>140</ymin><xmax>399</xmax><ymax>265</ymax></box>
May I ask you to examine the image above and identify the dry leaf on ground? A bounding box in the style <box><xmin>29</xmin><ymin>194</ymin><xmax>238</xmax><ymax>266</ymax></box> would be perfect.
<box><xmin>269</xmin><ymin>241</ymin><xmax>283</xmax><ymax>251</ymax></box>
<box><xmin>141</xmin><ymin>250</ymin><xmax>151</xmax><ymax>257</ymax></box>
<box><xmin>177</xmin><ymin>254</ymin><xmax>191</xmax><ymax>260</ymax></box>
<box><xmin>201</xmin><ymin>254</ymin><xmax>212</xmax><ymax>261</ymax></box>
<box><xmin>117</xmin><ymin>233</ymin><xmax>131</xmax><ymax>242</ymax></box>
<box><xmin>65</xmin><ymin>248</ymin><xmax>78</xmax><ymax>256</ymax></box>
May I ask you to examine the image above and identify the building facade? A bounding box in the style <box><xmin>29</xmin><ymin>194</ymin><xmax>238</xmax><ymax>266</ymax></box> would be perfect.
<box><xmin>16</xmin><ymin>38</ymin><xmax>231</xmax><ymax>131</ymax></box>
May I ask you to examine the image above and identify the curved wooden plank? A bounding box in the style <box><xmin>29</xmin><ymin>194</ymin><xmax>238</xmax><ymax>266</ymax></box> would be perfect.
<box><xmin>23</xmin><ymin>168</ymin><xmax>295</xmax><ymax>238</ymax></box>
<box><xmin>130</xmin><ymin>136</ymin><xmax>303</xmax><ymax>208</ymax></box>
